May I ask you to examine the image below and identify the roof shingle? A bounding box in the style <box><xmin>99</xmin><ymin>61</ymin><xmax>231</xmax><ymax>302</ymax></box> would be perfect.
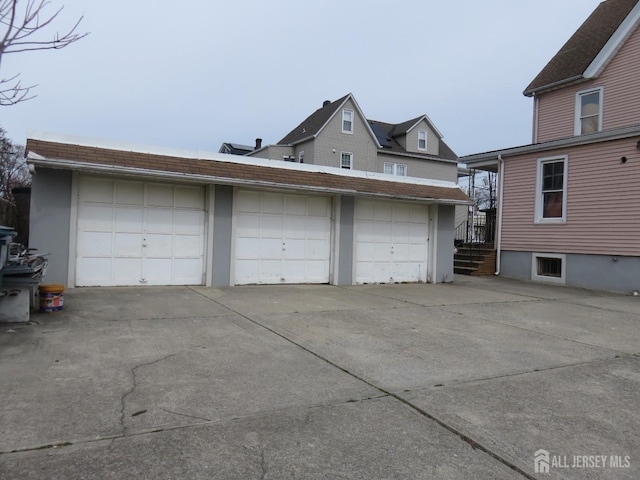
<box><xmin>26</xmin><ymin>138</ymin><xmax>470</xmax><ymax>204</ymax></box>
<box><xmin>524</xmin><ymin>0</ymin><xmax>638</xmax><ymax>96</ymax></box>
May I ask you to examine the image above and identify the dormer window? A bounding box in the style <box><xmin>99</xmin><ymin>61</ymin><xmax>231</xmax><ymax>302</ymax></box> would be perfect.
<box><xmin>418</xmin><ymin>129</ymin><xmax>427</xmax><ymax>150</ymax></box>
<box><xmin>575</xmin><ymin>87</ymin><xmax>603</xmax><ymax>135</ymax></box>
<box><xmin>342</xmin><ymin>109</ymin><xmax>353</xmax><ymax>134</ymax></box>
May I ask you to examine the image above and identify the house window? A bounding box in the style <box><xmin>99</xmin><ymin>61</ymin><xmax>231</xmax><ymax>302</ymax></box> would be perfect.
<box><xmin>535</xmin><ymin>156</ymin><xmax>567</xmax><ymax>223</ymax></box>
<box><xmin>383</xmin><ymin>162</ymin><xmax>407</xmax><ymax>176</ymax></box>
<box><xmin>298</xmin><ymin>151</ymin><xmax>304</xmax><ymax>163</ymax></box>
<box><xmin>418</xmin><ymin>129</ymin><xmax>427</xmax><ymax>150</ymax></box>
<box><xmin>340</xmin><ymin>152</ymin><xmax>353</xmax><ymax>169</ymax></box>
<box><xmin>532</xmin><ymin>253</ymin><xmax>566</xmax><ymax>284</ymax></box>
<box><xmin>575</xmin><ymin>87</ymin><xmax>602</xmax><ymax>135</ymax></box>
<box><xmin>342</xmin><ymin>109</ymin><xmax>353</xmax><ymax>133</ymax></box>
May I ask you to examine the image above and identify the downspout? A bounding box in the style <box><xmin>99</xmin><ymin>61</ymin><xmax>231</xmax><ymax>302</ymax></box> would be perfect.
<box><xmin>495</xmin><ymin>154</ymin><xmax>504</xmax><ymax>275</ymax></box>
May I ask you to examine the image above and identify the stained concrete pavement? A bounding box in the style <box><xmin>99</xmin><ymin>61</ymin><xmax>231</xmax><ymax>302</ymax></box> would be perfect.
<box><xmin>0</xmin><ymin>275</ymin><xmax>638</xmax><ymax>479</ymax></box>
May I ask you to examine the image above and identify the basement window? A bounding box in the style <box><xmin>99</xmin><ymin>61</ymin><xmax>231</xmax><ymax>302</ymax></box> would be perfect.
<box><xmin>532</xmin><ymin>253</ymin><xmax>566</xmax><ymax>284</ymax></box>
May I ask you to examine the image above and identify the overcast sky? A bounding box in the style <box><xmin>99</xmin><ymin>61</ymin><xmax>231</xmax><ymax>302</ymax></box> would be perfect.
<box><xmin>2</xmin><ymin>0</ymin><xmax>603</xmax><ymax>157</ymax></box>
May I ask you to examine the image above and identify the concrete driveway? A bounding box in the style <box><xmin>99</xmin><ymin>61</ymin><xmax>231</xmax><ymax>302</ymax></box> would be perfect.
<box><xmin>1</xmin><ymin>276</ymin><xmax>638</xmax><ymax>479</ymax></box>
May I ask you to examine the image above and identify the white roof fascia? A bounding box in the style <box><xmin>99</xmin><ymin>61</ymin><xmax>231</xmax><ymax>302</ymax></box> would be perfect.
<box><xmin>584</xmin><ymin>2</ymin><xmax>640</xmax><ymax>78</ymax></box>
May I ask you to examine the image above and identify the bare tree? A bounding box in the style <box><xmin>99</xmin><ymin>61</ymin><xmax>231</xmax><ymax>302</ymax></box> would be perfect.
<box><xmin>0</xmin><ymin>127</ymin><xmax>29</xmax><ymax>231</ymax></box>
<box><xmin>1</xmin><ymin>0</ymin><xmax>88</xmax><ymax>105</ymax></box>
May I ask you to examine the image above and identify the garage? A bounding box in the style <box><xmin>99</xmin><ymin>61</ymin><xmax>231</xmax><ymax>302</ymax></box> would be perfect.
<box><xmin>76</xmin><ymin>177</ymin><xmax>206</xmax><ymax>286</ymax></box>
<box><xmin>355</xmin><ymin>199</ymin><xmax>430</xmax><ymax>284</ymax></box>
<box><xmin>234</xmin><ymin>189</ymin><xmax>332</xmax><ymax>284</ymax></box>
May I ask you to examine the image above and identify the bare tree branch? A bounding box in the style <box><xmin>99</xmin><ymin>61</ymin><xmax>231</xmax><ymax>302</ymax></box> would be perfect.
<box><xmin>0</xmin><ymin>0</ymin><xmax>88</xmax><ymax>105</ymax></box>
<box><xmin>0</xmin><ymin>72</ymin><xmax>35</xmax><ymax>105</ymax></box>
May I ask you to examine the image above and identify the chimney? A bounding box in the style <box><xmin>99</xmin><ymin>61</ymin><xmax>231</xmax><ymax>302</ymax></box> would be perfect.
<box><xmin>255</xmin><ymin>138</ymin><xmax>262</xmax><ymax>150</ymax></box>
<box><xmin>323</xmin><ymin>100</ymin><xmax>331</xmax><ymax>107</ymax></box>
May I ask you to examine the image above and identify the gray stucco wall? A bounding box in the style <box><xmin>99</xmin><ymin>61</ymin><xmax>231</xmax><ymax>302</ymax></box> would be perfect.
<box><xmin>29</xmin><ymin>168</ymin><xmax>72</xmax><ymax>285</ymax></box>
<box><xmin>211</xmin><ymin>185</ymin><xmax>233</xmax><ymax>286</ymax></box>
<box><xmin>500</xmin><ymin>250</ymin><xmax>640</xmax><ymax>294</ymax></box>
<box><xmin>436</xmin><ymin>204</ymin><xmax>455</xmax><ymax>283</ymax></box>
<box><xmin>337</xmin><ymin>196</ymin><xmax>355</xmax><ymax>285</ymax></box>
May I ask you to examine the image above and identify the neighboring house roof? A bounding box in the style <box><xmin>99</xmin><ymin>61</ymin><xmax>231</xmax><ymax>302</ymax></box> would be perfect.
<box><xmin>218</xmin><ymin>143</ymin><xmax>254</xmax><ymax>155</ymax></box>
<box><xmin>524</xmin><ymin>0</ymin><xmax>640</xmax><ymax>96</ymax></box>
<box><xmin>25</xmin><ymin>134</ymin><xmax>471</xmax><ymax>205</ymax></box>
<box><xmin>277</xmin><ymin>93</ymin><xmax>381</xmax><ymax>148</ymax></box>
<box><xmin>368</xmin><ymin>120</ymin><xmax>458</xmax><ymax>162</ymax></box>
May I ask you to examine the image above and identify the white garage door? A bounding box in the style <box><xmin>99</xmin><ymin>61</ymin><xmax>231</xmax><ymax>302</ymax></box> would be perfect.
<box><xmin>355</xmin><ymin>199</ymin><xmax>429</xmax><ymax>284</ymax></box>
<box><xmin>76</xmin><ymin>177</ymin><xmax>206</xmax><ymax>286</ymax></box>
<box><xmin>235</xmin><ymin>190</ymin><xmax>331</xmax><ymax>284</ymax></box>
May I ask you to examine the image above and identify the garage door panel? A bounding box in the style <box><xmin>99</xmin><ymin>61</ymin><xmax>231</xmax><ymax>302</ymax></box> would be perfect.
<box><xmin>409</xmin><ymin>223</ymin><xmax>427</xmax><ymax>242</ymax></box>
<box><xmin>260</xmin><ymin>260</ymin><xmax>283</xmax><ymax>282</ymax></box>
<box><xmin>306</xmin><ymin>217</ymin><xmax>329</xmax><ymax>239</ymax></box>
<box><xmin>356</xmin><ymin>242</ymin><xmax>375</xmax><ymax>261</ymax></box>
<box><xmin>305</xmin><ymin>239</ymin><xmax>329</xmax><ymax>259</ymax></box>
<box><xmin>260</xmin><ymin>215</ymin><xmax>284</xmax><ymax>237</ymax></box>
<box><xmin>174</xmin><ymin>211</ymin><xmax>205</xmax><ymax>234</ymax></box>
<box><xmin>113</xmin><ymin>258</ymin><xmax>143</xmax><ymax>284</ymax></box>
<box><xmin>146</xmin><ymin>209</ymin><xmax>174</xmax><ymax>233</ymax></box>
<box><xmin>173</xmin><ymin>259</ymin><xmax>204</xmax><ymax>283</ymax></box>
<box><xmin>79</xmin><ymin>205</ymin><xmax>113</xmax><ymax>231</ymax></box>
<box><xmin>262</xmin><ymin>193</ymin><xmax>284</xmax><ymax>214</ymax></box>
<box><xmin>260</xmin><ymin>238</ymin><xmax>282</xmax><ymax>258</ymax></box>
<box><xmin>145</xmin><ymin>259</ymin><xmax>172</xmax><ymax>284</ymax></box>
<box><xmin>147</xmin><ymin>184</ymin><xmax>174</xmax><ymax>207</ymax></box>
<box><xmin>80</xmin><ymin>178</ymin><xmax>113</xmax><ymax>203</ymax></box>
<box><xmin>114</xmin><ymin>233</ymin><xmax>143</xmax><ymax>257</ymax></box>
<box><xmin>116</xmin><ymin>182</ymin><xmax>144</xmax><ymax>205</ymax></box>
<box><xmin>78</xmin><ymin>258</ymin><xmax>113</xmax><ymax>286</ymax></box>
<box><xmin>374</xmin><ymin>222</ymin><xmax>392</xmax><ymax>239</ymax></box>
<box><xmin>81</xmin><ymin>231</ymin><xmax>112</xmax><ymax>257</ymax></box>
<box><xmin>282</xmin><ymin>260</ymin><xmax>304</xmax><ymax>281</ymax></box>
<box><xmin>236</xmin><ymin>237</ymin><xmax>257</xmax><ymax>259</ymax></box>
<box><xmin>236</xmin><ymin>213</ymin><xmax>261</xmax><ymax>234</ymax></box>
<box><xmin>393</xmin><ymin>205</ymin><xmax>411</xmax><ymax>222</ymax></box>
<box><xmin>285</xmin><ymin>196</ymin><xmax>307</xmax><ymax>215</ymax></box>
<box><xmin>146</xmin><ymin>234</ymin><xmax>173</xmax><ymax>257</ymax></box>
<box><xmin>235</xmin><ymin>260</ymin><xmax>259</xmax><ymax>283</ymax></box>
<box><xmin>307</xmin><ymin>197</ymin><xmax>330</xmax><ymax>217</ymax></box>
<box><xmin>374</xmin><ymin>203</ymin><xmax>393</xmax><ymax>221</ymax></box>
<box><xmin>175</xmin><ymin>186</ymin><xmax>204</xmax><ymax>209</ymax></box>
<box><xmin>283</xmin><ymin>216</ymin><xmax>306</xmax><ymax>237</ymax></box>
<box><xmin>174</xmin><ymin>235</ymin><xmax>203</xmax><ymax>257</ymax></box>
<box><xmin>115</xmin><ymin>208</ymin><xmax>144</xmax><ymax>232</ymax></box>
<box><xmin>236</xmin><ymin>190</ymin><xmax>261</xmax><ymax>212</ymax></box>
<box><xmin>283</xmin><ymin>238</ymin><xmax>305</xmax><ymax>259</ymax></box>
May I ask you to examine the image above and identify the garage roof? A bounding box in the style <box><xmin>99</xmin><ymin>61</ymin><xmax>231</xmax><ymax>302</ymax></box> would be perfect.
<box><xmin>26</xmin><ymin>133</ymin><xmax>470</xmax><ymax>205</ymax></box>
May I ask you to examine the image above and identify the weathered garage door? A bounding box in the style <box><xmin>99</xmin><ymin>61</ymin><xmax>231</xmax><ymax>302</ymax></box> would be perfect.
<box><xmin>355</xmin><ymin>199</ymin><xmax>429</xmax><ymax>283</ymax></box>
<box><xmin>235</xmin><ymin>190</ymin><xmax>331</xmax><ymax>284</ymax></box>
<box><xmin>76</xmin><ymin>177</ymin><xmax>206</xmax><ymax>286</ymax></box>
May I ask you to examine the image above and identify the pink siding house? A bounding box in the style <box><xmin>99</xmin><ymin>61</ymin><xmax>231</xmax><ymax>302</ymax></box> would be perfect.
<box><xmin>463</xmin><ymin>0</ymin><xmax>640</xmax><ymax>293</ymax></box>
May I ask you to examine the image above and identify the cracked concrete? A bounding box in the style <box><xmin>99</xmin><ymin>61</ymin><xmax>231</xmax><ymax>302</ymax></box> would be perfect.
<box><xmin>1</xmin><ymin>277</ymin><xmax>639</xmax><ymax>479</ymax></box>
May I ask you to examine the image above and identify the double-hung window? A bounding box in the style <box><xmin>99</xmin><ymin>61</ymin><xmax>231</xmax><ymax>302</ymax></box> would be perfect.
<box><xmin>418</xmin><ymin>129</ymin><xmax>427</xmax><ymax>150</ymax></box>
<box><xmin>383</xmin><ymin>162</ymin><xmax>407</xmax><ymax>176</ymax></box>
<box><xmin>342</xmin><ymin>109</ymin><xmax>353</xmax><ymax>133</ymax></box>
<box><xmin>535</xmin><ymin>156</ymin><xmax>568</xmax><ymax>223</ymax></box>
<box><xmin>340</xmin><ymin>152</ymin><xmax>353</xmax><ymax>169</ymax></box>
<box><xmin>575</xmin><ymin>87</ymin><xmax>603</xmax><ymax>135</ymax></box>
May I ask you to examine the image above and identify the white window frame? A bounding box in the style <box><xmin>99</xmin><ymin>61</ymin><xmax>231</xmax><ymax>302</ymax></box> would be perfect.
<box><xmin>531</xmin><ymin>253</ymin><xmax>566</xmax><ymax>284</ymax></box>
<box><xmin>298</xmin><ymin>151</ymin><xmax>304</xmax><ymax>163</ymax></box>
<box><xmin>535</xmin><ymin>155</ymin><xmax>568</xmax><ymax>224</ymax></box>
<box><xmin>418</xmin><ymin>129</ymin><xmax>427</xmax><ymax>150</ymax></box>
<box><xmin>340</xmin><ymin>151</ymin><xmax>353</xmax><ymax>169</ymax></box>
<box><xmin>342</xmin><ymin>109</ymin><xmax>354</xmax><ymax>134</ymax></box>
<box><xmin>574</xmin><ymin>87</ymin><xmax>603</xmax><ymax>135</ymax></box>
<box><xmin>383</xmin><ymin>162</ymin><xmax>407</xmax><ymax>176</ymax></box>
